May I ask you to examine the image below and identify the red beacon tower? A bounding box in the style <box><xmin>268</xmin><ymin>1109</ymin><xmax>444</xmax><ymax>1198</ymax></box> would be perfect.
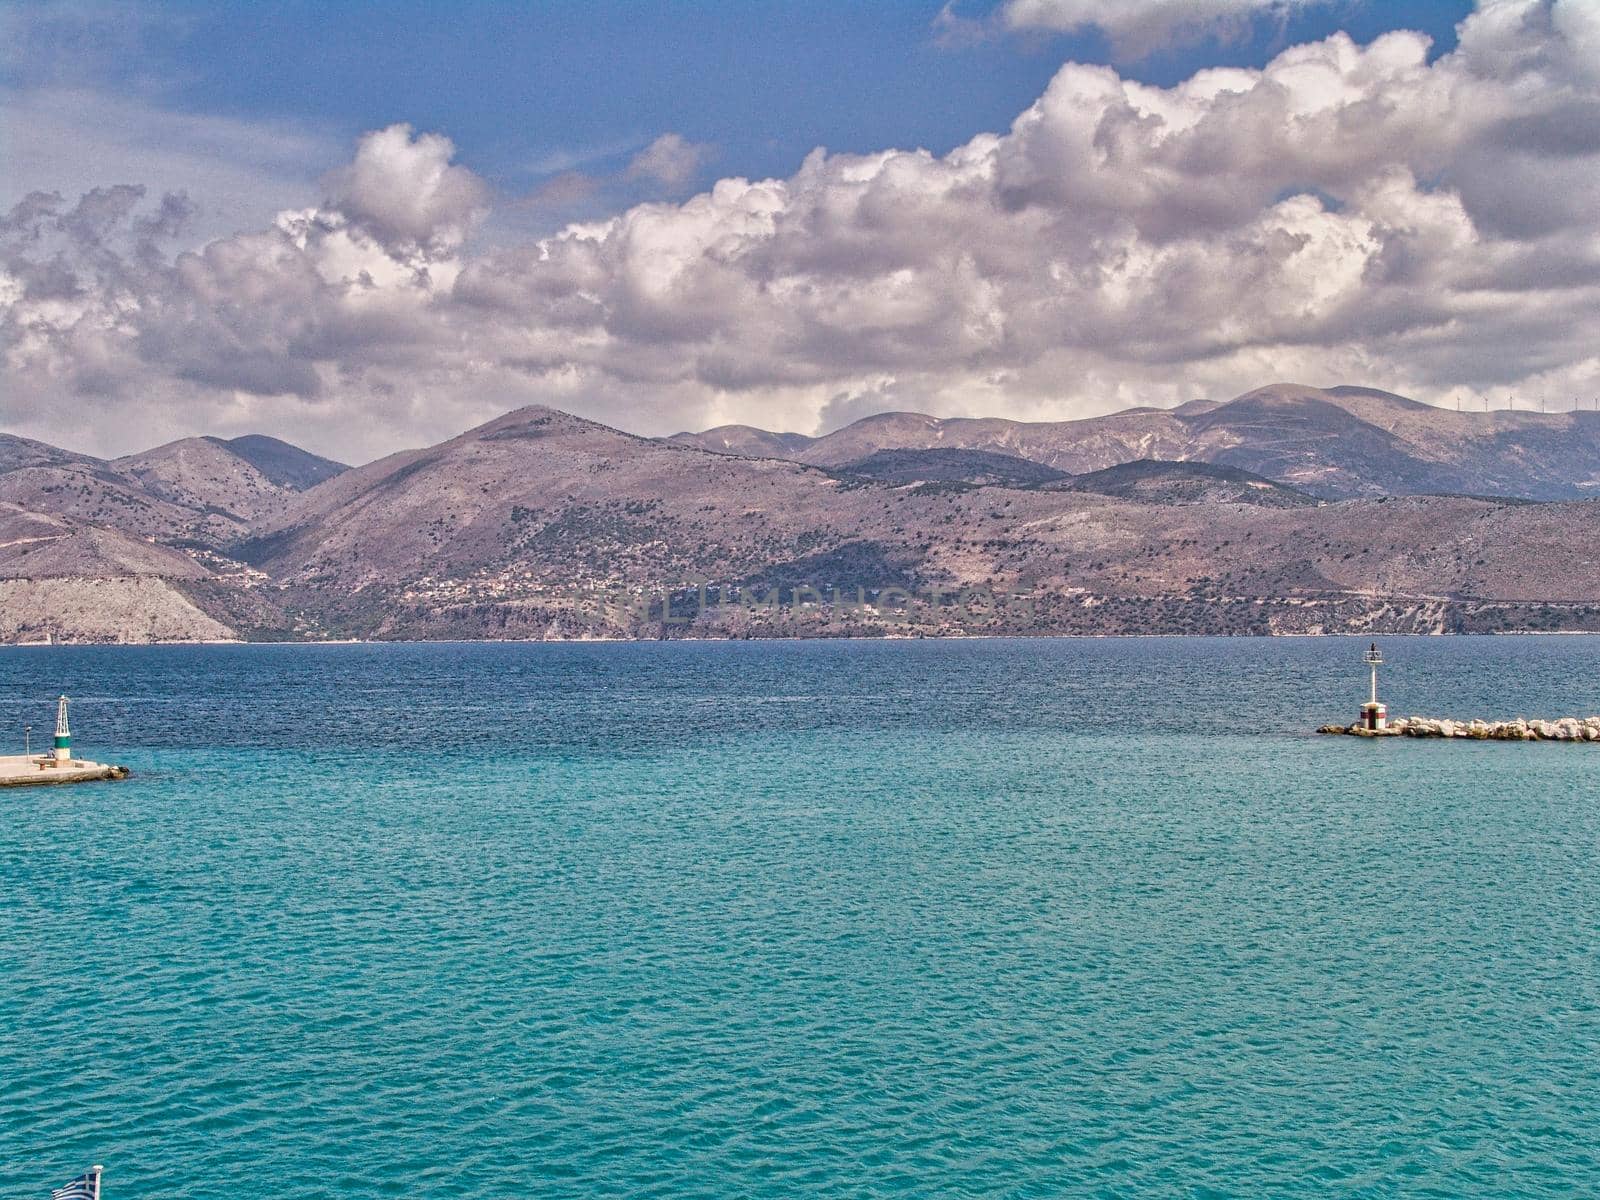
<box><xmin>1361</xmin><ymin>643</ymin><xmax>1387</xmax><ymax>731</ymax></box>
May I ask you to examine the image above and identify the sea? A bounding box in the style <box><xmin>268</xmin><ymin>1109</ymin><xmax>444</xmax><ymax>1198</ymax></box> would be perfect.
<box><xmin>3</xmin><ymin>636</ymin><xmax>1597</xmax><ymax>1198</ymax></box>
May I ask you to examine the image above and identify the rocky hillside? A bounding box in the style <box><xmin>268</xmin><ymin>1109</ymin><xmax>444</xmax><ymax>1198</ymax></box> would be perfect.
<box><xmin>836</xmin><ymin>448</ymin><xmax>1071</xmax><ymax>488</ymax></box>
<box><xmin>1055</xmin><ymin>460</ymin><xmax>1319</xmax><ymax>508</ymax></box>
<box><xmin>0</xmin><ymin>433</ymin><xmax>224</xmax><ymax>545</ymax></box>
<box><xmin>0</xmin><ymin>433</ymin><xmax>346</xmax><ymax>548</ymax></box>
<box><xmin>673</xmin><ymin>384</ymin><xmax>1600</xmax><ymax>501</ymax></box>
<box><xmin>0</xmin><ymin>432</ymin><xmax>342</xmax><ymax>643</ymax></box>
<box><xmin>217</xmin><ymin>435</ymin><xmax>346</xmax><ymax>491</ymax></box>
<box><xmin>233</xmin><ymin>405</ymin><xmax>1600</xmax><ymax>641</ymax></box>
<box><xmin>0</xmin><ymin>504</ymin><xmax>209</xmax><ymax>581</ymax></box>
<box><xmin>0</xmin><ymin>503</ymin><xmax>245</xmax><ymax>643</ymax></box>
<box><xmin>116</xmin><ymin>438</ymin><xmax>305</xmax><ymax>526</ymax></box>
<box><xmin>832</xmin><ymin>451</ymin><xmax>1313</xmax><ymax>505</ymax></box>
<box><xmin>6</xmin><ymin>393</ymin><xmax>1600</xmax><ymax>642</ymax></box>
<box><xmin>238</xmin><ymin>406</ymin><xmax>921</xmax><ymax>632</ymax></box>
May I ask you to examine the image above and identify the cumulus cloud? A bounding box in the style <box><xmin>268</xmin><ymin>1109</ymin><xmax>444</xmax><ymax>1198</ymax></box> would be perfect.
<box><xmin>0</xmin><ymin>124</ymin><xmax>475</xmax><ymax>451</ymax></box>
<box><xmin>3</xmin><ymin>0</ymin><xmax>1599</xmax><ymax>462</ymax></box>
<box><xmin>322</xmin><ymin>124</ymin><xmax>488</xmax><ymax>252</ymax></box>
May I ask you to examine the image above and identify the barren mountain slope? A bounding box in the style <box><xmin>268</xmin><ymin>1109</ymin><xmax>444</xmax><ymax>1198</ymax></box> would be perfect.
<box><xmin>245</xmin><ymin>406</ymin><xmax>923</xmax><ymax>590</ymax></box>
<box><xmin>0</xmin><ymin>433</ymin><xmax>99</xmax><ymax>473</ymax></box>
<box><xmin>670</xmin><ymin>384</ymin><xmax>1600</xmax><ymax>500</ymax></box>
<box><xmin>1319</xmin><ymin>385</ymin><xmax>1600</xmax><ymax>494</ymax></box>
<box><xmin>1054</xmin><ymin>460</ymin><xmax>1319</xmax><ymax>508</ymax></box>
<box><xmin>0</xmin><ymin>430</ymin><xmax>346</xmax><ymax>548</ymax></box>
<box><xmin>0</xmin><ymin>506</ymin><xmax>209</xmax><ymax>580</ymax></box>
<box><xmin>217</xmin><ymin>435</ymin><xmax>346</xmax><ymax>490</ymax></box>
<box><xmin>792</xmin><ymin>408</ymin><xmax>1195</xmax><ymax>472</ymax></box>
<box><xmin>9</xmin><ymin>396</ymin><xmax>1600</xmax><ymax>641</ymax></box>
<box><xmin>0</xmin><ymin>436</ymin><xmax>230</xmax><ymax>545</ymax></box>
<box><xmin>669</xmin><ymin>425</ymin><xmax>818</xmax><ymax>458</ymax></box>
<box><xmin>0</xmin><ymin>577</ymin><xmax>239</xmax><ymax>643</ymax></box>
<box><xmin>0</xmin><ymin>503</ymin><xmax>246</xmax><ymax>643</ymax></box>
<box><xmin>115</xmin><ymin>438</ymin><xmax>304</xmax><ymax>524</ymax></box>
<box><xmin>239</xmin><ymin>405</ymin><xmax>1600</xmax><ymax>639</ymax></box>
<box><xmin>836</xmin><ymin>449</ymin><xmax>1071</xmax><ymax>487</ymax></box>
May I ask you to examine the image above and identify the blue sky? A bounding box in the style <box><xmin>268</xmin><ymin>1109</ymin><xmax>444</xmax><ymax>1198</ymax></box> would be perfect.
<box><xmin>5</xmin><ymin>1</ymin><xmax>1475</xmax><ymax>211</ymax></box>
<box><xmin>157</xmin><ymin>2</ymin><xmax>1470</xmax><ymax>182</ymax></box>
<box><xmin>4</xmin><ymin>0</ymin><xmax>1596</xmax><ymax>460</ymax></box>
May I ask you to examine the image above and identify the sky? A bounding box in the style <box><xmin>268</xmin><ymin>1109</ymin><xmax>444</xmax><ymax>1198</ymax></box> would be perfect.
<box><xmin>2</xmin><ymin>0</ymin><xmax>1597</xmax><ymax>463</ymax></box>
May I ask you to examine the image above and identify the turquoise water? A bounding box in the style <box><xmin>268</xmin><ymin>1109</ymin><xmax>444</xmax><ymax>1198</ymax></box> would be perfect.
<box><xmin>3</xmin><ymin>637</ymin><xmax>1598</xmax><ymax>1197</ymax></box>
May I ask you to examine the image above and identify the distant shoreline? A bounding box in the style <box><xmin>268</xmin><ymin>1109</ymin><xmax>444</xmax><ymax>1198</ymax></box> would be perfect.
<box><xmin>8</xmin><ymin>628</ymin><xmax>1600</xmax><ymax>649</ymax></box>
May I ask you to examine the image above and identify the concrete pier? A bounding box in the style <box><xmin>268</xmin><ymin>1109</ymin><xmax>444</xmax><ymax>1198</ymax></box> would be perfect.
<box><xmin>1319</xmin><ymin>716</ymin><xmax>1600</xmax><ymax>741</ymax></box>
<box><xmin>0</xmin><ymin>753</ymin><xmax>129</xmax><ymax>786</ymax></box>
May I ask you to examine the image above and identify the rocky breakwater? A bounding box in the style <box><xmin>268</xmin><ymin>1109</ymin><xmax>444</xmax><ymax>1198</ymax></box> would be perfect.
<box><xmin>1318</xmin><ymin>716</ymin><xmax>1600</xmax><ymax>741</ymax></box>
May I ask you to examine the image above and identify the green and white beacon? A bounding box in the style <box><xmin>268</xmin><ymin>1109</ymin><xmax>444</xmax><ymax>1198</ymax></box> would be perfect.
<box><xmin>54</xmin><ymin>694</ymin><xmax>71</xmax><ymax>764</ymax></box>
<box><xmin>1360</xmin><ymin>644</ymin><xmax>1387</xmax><ymax>732</ymax></box>
<box><xmin>0</xmin><ymin>695</ymin><xmax>126</xmax><ymax>786</ymax></box>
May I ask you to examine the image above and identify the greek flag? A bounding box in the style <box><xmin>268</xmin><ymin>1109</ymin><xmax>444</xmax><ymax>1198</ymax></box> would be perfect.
<box><xmin>50</xmin><ymin>1171</ymin><xmax>97</xmax><ymax>1200</ymax></box>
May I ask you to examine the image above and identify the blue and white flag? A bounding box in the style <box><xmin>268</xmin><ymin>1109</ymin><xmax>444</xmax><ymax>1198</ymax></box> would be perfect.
<box><xmin>50</xmin><ymin>1170</ymin><xmax>97</xmax><ymax>1200</ymax></box>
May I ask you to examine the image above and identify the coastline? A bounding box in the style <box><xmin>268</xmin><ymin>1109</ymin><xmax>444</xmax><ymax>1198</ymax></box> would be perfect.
<box><xmin>8</xmin><ymin>627</ymin><xmax>1600</xmax><ymax>649</ymax></box>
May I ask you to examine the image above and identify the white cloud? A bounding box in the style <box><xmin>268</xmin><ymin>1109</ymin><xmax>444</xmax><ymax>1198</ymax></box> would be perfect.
<box><xmin>0</xmin><ymin>86</ymin><xmax>333</xmax><ymax>243</ymax></box>
<box><xmin>625</xmin><ymin>133</ymin><xmax>713</xmax><ymax>191</ymax></box>
<box><xmin>3</xmin><ymin>0</ymin><xmax>1599</xmax><ymax>463</ymax></box>
<box><xmin>999</xmin><ymin>0</ymin><xmax>1324</xmax><ymax>57</ymax></box>
<box><xmin>321</xmin><ymin>125</ymin><xmax>489</xmax><ymax>253</ymax></box>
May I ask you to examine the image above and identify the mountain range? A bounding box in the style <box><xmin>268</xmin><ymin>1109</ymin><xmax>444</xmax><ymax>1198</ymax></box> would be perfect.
<box><xmin>674</xmin><ymin>384</ymin><xmax>1600</xmax><ymax>501</ymax></box>
<box><xmin>4</xmin><ymin>383</ymin><xmax>1600</xmax><ymax>643</ymax></box>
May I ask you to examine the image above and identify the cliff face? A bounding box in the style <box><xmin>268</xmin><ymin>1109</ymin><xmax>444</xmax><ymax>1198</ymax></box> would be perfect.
<box><xmin>7</xmin><ymin>388</ymin><xmax>1600</xmax><ymax>643</ymax></box>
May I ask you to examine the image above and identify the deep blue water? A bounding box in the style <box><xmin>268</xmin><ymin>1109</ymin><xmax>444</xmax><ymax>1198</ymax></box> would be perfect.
<box><xmin>3</xmin><ymin>637</ymin><xmax>1598</xmax><ymax>1198</ymax></box>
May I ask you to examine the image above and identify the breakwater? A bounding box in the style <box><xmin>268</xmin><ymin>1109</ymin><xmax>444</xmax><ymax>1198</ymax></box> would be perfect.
<box><xmin>0</xmin><ymin>754</ymin><xmax>130</xmax><ymax>786</ymax></box>
<box><xmin>1319</xmin><ymin>716</ymin><xmax>1600</xmax><ymax>741</ymax></box>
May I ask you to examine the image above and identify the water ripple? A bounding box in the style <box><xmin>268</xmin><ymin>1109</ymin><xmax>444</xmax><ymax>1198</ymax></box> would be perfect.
<box><xmin>3</xmin><ymin>639</ymin><xmax>1600</xmax><ymax>1196</ymax></box>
